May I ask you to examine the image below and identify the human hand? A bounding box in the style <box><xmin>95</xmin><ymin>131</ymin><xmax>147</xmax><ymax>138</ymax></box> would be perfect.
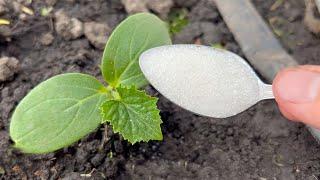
<box><xmin>273</xmin><ymin>65</ymin><xmax>320</xmax><ymax>129</ymax></box>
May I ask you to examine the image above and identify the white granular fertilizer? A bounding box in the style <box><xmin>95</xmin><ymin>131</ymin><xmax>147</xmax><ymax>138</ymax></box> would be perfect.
<box><xmin>139</xmin><ymin>44</ymin><xmax>272</xmax><ymax>118</ymax></box>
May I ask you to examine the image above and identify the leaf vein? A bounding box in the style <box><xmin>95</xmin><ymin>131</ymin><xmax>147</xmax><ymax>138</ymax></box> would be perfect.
<box><xmin>64</xmin><ymin>93</ymin><xmax>101</xmax><ymax>112</ymax></box>
<box><xmin>23</xmin><ymin>98</ymin><xmax>78</xmax><ymax>114</ymax></box>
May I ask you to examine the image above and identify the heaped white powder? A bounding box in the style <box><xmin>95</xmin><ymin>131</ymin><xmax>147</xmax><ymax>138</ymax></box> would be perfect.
<box><xmin>139</xmin><ymin>44</ymin><xmax>266</xmax><ymax>118</ymax></box>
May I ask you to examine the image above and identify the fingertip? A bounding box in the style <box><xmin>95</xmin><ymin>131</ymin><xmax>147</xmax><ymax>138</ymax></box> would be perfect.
<box><xmin>272</xmin><ymin>67</ymin><xmax>298</xmax><ymax>103</ymax></box>
<box><xmin>273</xmin><ymin>66</ymin><xmax>320</xmax><ymax>128</ymax></box>
<box><xmin>277</xmin><ymin>104</ymin><xmax>297</xmax><ymax>121</ymax></box>
<box><xmin>273</xmin><ymin>67</ymin><xmax>320</xmax><ymax>103</ymax></box>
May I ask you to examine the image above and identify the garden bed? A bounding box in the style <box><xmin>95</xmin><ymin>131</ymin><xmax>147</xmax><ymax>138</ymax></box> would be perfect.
<box><xmin>1</xmin><ymin>0</ymin><xmax>320</xmax><ymax>179</ymax></box>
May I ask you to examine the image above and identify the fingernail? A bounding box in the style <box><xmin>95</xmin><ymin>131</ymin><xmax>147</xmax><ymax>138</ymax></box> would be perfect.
<box><xmin>273</xmin><ymin>68</ymin><xmax>320</xmax><ymax>103</ymax></box>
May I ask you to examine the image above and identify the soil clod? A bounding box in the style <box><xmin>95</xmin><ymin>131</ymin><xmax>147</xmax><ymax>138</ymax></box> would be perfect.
<box><xmin>54</xmin><ymin>9</ymin><xmax>83</xmax><ymax>40</ymax></box>
<box><xmin>0</xmin><ymin>57</ymin><xmax>19</xmax><ymax>82</ymax></box>
<box><xmin>84</xmin><ymin>22</ymin><xmax>111</xmax><ymax>50</ymax></box>
<box><xmin>147</xmin><ymin>0</ymin><xmax>173</xmax><ymax>18</ymax></box>
<box><xmin>121</xmin><ymin>0</ymin><xmax>173</xmax><ymax>17</ymax></box>
<box><xmin>39</xmin><ymin>32</ymin><xmax>54</xmax><ymax>46</ymax></box>
<box><xmin>0</xmin><ymin>0</ymin><xmax>8</xmax><ymax>15</ymax></box>
<box><xmin>121</xmin><ymin>0</ymin><xmax>148</xmax><ymax>14</ymax></box>
<box><xmin>305</xmin><ymin>0</ymin><xmax>320</xmax><ymax>34</ymax></box>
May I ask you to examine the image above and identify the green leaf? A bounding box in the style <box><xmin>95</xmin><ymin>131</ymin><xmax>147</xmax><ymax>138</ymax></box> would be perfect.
<box><xmin>100</xmin><ymin>86</ymin><xmax>162</xmax><ymax>143</ymax></box>
<box><xmin>101</xmin><ymin>13</ymin><xmax>171</xmax><ymax>88</ymax></box>
<box><xmin>10</xmin><ymin>73</ymin><xmax>110</xmax><ymax>154</ymax></box>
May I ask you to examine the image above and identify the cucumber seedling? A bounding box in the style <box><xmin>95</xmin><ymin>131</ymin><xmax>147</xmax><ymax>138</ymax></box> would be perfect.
<box><xmin>9</xmin><ymin>13</ymin><xmax>171</xmax><ymax>154</ymax></box>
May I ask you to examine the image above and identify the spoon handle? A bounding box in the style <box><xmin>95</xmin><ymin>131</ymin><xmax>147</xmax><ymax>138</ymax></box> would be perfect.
<box><xmin>259</xmin><ymin>83</ymin><xmax>274</xmax><ymax>100</ymax></box>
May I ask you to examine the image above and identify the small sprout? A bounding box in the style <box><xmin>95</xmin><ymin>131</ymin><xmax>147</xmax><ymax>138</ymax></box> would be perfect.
<box><xmin>211</xmin><ymin>43</ymin><xmax>224</xmax><ymax>49</ymax></box>
<box><xmin>108</xmin><ymin>151</ymin><xmax>113</xmax><ymax>159</ymax></box>
<box><xmin>21</xmin><ymin>5</ymin><xmax>34</xmax><ymax>15</ymax></box>
<box><xmin>40</xmin><ymin>7</ymin><xmax>53</xmax><ymax>17</ymax></box>
<box><xmin>9</xmin><ymin>13</ymin><xmax>171</xmax><ymax>154</ymax></box>
<box><xmin>167</xmin><ymin>8</ymin><xmax>189</xmax><ymax>35</ymax></box>
<box><xmin>0</xmin><ymin>19</ymin><xmax>10</xmax><ymax>25</ymax></box>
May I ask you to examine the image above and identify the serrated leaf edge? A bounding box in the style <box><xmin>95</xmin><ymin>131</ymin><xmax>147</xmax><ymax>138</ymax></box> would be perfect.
<box><xmin>99</xmin><ymin>85</ymin><xmax>162</xmax><ymax>144</ymax></box>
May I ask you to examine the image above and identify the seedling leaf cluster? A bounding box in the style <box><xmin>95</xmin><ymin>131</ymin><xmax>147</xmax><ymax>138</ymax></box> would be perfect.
<box><xmin>10</xmin><ymin>13</ymin><xmax>171</xmax><ymax>154</ymax></box>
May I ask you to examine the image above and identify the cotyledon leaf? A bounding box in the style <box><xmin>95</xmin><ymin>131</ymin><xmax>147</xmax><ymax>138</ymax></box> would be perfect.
<box><xmin>10</xmin><ymin>73</ymin><xmax>110</xmax><ymax>154</ymax></box>
<box><xmin>101</xmin><ymin>13</ymin><xmax>172</xmax><ymax>88</ymax></box>
<box><xmin>100</xmin><ymin>86</ymin><xmax>162</xmax><ymax>144</ymax></box>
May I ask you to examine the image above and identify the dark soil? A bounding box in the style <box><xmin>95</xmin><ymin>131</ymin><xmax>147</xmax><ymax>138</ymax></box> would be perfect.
<box><xmin>1</xmin><ymin>0</ymin><xmax>320</xmax><ymax>179</ymax></box>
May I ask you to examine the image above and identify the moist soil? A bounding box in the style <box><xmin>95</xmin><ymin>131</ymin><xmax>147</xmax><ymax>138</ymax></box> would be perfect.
<box><xmin>1</xmin><ymin>0</ymin><xmax>320</xmax><ymax>179</ymax></box>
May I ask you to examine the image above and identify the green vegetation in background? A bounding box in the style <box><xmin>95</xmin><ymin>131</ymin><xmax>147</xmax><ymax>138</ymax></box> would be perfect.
<box><xmin>211</xmin><ymin>43</ymin><xmax>225</xmax><ymax>49</ymax></box>
<box><xmin>167</xmin><ymin>8</ymin><xmax>189</xmax><ymax>35</ymax></box>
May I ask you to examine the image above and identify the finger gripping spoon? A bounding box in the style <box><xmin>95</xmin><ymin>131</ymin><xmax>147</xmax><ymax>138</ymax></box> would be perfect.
<box><xmin>139</xmin><ymin>44</ymin><xmax>274</xmax><ymax>118</ymax></box>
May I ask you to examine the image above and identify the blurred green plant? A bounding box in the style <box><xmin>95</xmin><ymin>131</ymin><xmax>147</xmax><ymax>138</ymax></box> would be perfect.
<box><xmin>167</xmin><ymin>8</ymin><xmax>189</xmax><ymax>35</ymax></box>
<box><xmin>40</xmin><ymin>7</ymin><xmax>53</xmax><ymax>17</ymax></box>
<box><xmin>211</xmin><ymin>43</ymin><xmax>225</xmax><ymax>49</ymax></box>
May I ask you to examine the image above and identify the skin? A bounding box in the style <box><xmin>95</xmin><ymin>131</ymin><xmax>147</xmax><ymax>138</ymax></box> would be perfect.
<box><xmin>273</xmin><ymin>65</ymin><xmax>320</xmax><ymax>129</ymax></box>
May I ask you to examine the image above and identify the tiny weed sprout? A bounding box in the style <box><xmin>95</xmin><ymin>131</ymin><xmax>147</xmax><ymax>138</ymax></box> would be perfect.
<box><xmin>9</xmin><ymin>13</ymin><xmax>171</xmax><ymax>154</ymax></box>
<box><xmin>167</xmin><ymin>8</ymin><xmax>189</xmax><ymax>35</ymax></box>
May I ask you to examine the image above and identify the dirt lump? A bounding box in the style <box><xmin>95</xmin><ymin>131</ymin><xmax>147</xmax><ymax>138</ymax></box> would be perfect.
<box><xmin>121</xmin><ymin>0</ymin><xmax>173</xmax><ymax>17</ymax></box>
<box><xmin>39</xmin><ymin>33</ymin><xmax>54</xmax><ymax>46</ymax></box>
<box><xmin>84</xmin><ymin>22</ymin><xmax>111</xmax><ymax>50</ymax></box>
<box><xmin>0</xmin><ymin>0</ymin><xmax>8</xmax><ymax>15</ymax></box>
<box><xmin>121</xmin><ymin>0</ymin><xmax>148</xmax><ymax>14</ymax></box>
<box><xmin>147</xmin><ymin>0</ymin><xmax>173</xmax><ymax>18</ymax></box>
<box><xmin>0</xmin><ymin>57</ymin><xmax>19</xmax><ymax>82</ymax></box>
<box><xmin>54</xmin><ymin>9</ymin><xmax>83</xmax><ymax>40</ymax></box>
<box><xmin>304</xmin><ymin>0</ymin><xmax>320</xmax><ymax>34</ymax></box>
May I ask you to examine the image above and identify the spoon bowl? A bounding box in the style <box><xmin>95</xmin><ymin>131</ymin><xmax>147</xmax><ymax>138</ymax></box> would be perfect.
<box><xmin>139</xmin><ymin>44</ymin><xmax>274</xmax><ymax>118</ymax></box>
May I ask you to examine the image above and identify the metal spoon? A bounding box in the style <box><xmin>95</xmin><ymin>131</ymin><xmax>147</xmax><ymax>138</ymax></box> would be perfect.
<box><xmin>139</xmin><ymin>44</ymin><xmax>274</xmax><ymax>118</ymax></box>
<box><xmin>139</xmin><ymin>44</ymin><xmax>320</xmax><ymax>142</ymax></box>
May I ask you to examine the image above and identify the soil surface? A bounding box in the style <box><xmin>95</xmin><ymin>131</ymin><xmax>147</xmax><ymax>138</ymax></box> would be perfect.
<box><xmin>1</xmin><ymin>0</ymin><xmax>320</xmax><ymax>179</ymax></box>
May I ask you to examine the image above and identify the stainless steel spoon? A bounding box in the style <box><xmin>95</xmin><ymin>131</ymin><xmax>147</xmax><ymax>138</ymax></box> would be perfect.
<box><xmin>139</xmin><ymin>44</ymin><xmax>320</xmax><ymax>142</ymax></box>
<box><xmin>139</xmin><ymin>44</ymin><xmax>274</xmax><ymax>118</ymax></box>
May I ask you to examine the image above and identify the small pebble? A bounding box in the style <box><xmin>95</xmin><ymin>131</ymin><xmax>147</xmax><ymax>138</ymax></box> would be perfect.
<box><xmin>19</xmin><ymin>13</ymin><xmax>28</xmax><ymax>21</ymax></box>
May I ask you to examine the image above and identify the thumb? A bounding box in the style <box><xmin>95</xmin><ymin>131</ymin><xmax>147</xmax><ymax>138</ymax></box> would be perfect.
<box><xmin>273</xmin><ymin>65</ymin><xmax>320</xmax><ymax>129</ymax></box>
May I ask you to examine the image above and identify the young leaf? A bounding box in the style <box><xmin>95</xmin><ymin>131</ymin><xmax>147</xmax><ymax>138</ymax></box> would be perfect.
<box><xmin>100</xmin><ymin>86</ymin><xmax>162</xmax><ymax>143</ymax></box>
<box><xmin>10</xmin><ymin>73</ymin><xmax>110</xmax><ymax>154</ymax></box>
<box><xmin>101</xmin><ymin>13</ymin><xmax>171</xmax><ymax>88</ymax></box>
